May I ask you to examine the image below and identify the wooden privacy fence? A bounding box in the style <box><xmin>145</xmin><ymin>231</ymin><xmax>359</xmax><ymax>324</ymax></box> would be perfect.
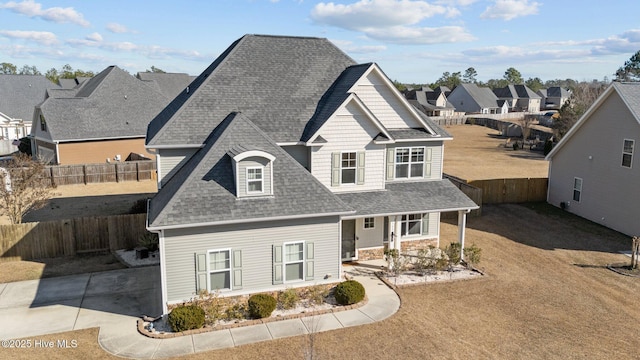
<box><xmin>468</xmin><ymin>178</ymin><xmax>548</xmax><ymax>204</ymax></box>
<box><xmin>44</xmin><ymin>160</ymin><xmax>156</xmax><ymax>186</ymax></box>
<box><xmin>0</xmin><ymin>213</ymin><xmax>148</xmax><ymax>262</ymax></box>
<box><xmin>444</xmin><ymin>174</ymin><xmax>483</xmax><ymax>217</ymax></box>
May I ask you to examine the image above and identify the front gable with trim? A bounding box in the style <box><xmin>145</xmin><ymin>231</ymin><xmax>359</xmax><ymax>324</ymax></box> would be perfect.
<box><xmin>310</xmin><ymin>97</ymin><xmax>387</xmax><ymax>192</ymax></box>
<box><xmin>350</xmin><ymin>65</ymin><xmax>431</xmax><ymax>131</ymax></box>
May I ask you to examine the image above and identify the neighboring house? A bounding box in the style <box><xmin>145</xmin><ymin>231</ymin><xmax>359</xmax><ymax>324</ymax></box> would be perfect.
<box><xmin>136</xmin><ymin>72</ymin><xmax>197</xmax><ymax>100</ymax></box>
<box><xmin>0</xmin><ymin>75</ymin><xmax>59</xmax><ymax>142</ymax></box>
<box><xmin>539</xmin><ymin>86</ymin><xmax>571</xmax><ymax>110</ymax></box>
<box><xmin>433</xmin><ymin>86</ymin><xmax>451</xmax><ymax>97</ymax></box>
<box><xmin>546</xmin><ymin>82</ymin><xmax>640</xmax><ymax>236</ymax></box>
<box><xmin>31</xmin><ymin>66</ymin><xmax>192</xmax><ymax>164</ymax></box>
<box><xmin>405</xmin><ymin>87</ymin><xmax>456</xmax><ymax>116</ymax></box>
<box><xmin>493</xmin><ymin>84</ymin><xmax>541</xmax><ymax>112</ymax></box>
<box><xmin>58</xmin><ymin>77</ymin><xmax>91</xmax><ymax>89</ymax></box>
<box><xmin>145</xmin><ymin>34</ymin><xmax>479</xmax><ymax>313</ymax></box>
<box><xmin>447</xmin><ymin>83</ymin><xmax>506</xmax><ymax>114</ymax></box>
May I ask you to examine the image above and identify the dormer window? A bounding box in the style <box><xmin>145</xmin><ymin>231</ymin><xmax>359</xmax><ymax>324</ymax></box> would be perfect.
<box><xmin>247</xmin><ymin>167</ymin><xmax>264</xmax><ymax>193</ymax></box>
<box><xmin>229</xmin><ymin>149</ymin><xmax>275</xmax><ymax>198</ymax></box>
<box><xmin>40</xmin><ymin>114</ymin><xmax>47</xmax><ymax>132</ymax></box>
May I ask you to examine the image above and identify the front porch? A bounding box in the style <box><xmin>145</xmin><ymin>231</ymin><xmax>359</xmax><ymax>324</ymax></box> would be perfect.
<box><xmin>340</xmin><ymin>210</ymin><xmax>472</xmax><ymax>262</ymax></box>
<box><xmin>336</xmin><ymin>179</ymin><xmax>478</xmax><ymax>263</ymax></box>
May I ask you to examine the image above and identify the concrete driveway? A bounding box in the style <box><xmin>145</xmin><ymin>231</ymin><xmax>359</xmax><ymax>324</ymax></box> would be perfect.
<box><xmin>0</xmin><ymin>266</ymin><xmax>161</xmax><ymax>340</ymax></box>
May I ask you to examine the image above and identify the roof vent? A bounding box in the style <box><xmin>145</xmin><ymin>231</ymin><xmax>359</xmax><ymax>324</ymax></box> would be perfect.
<box><xmin>186</xmin><ymin>86</ymin><xmax>190</xmax><ymax>94</ymax></box>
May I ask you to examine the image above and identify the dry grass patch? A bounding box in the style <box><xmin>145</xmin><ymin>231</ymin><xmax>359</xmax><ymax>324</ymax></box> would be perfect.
<box><xmin>443</xmin><ymin>124</ymin><xmax>549</xmax><ymax>181</ymax></box>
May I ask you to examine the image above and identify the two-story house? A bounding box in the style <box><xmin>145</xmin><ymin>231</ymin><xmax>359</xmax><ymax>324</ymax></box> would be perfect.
<box><xmin>546</xmin><ymin>82</ymin><xmax>640</xmax><ymax>236</ymax></box>
<box><xmin>145</xmin><ymin>35</ymin><xmax>478</xmax><ymax>313</ymax></box>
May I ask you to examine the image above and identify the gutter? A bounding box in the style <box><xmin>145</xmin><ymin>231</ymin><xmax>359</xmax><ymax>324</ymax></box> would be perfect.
<box><xmin>147</xmin><ymin>209</ymin><xmax>356</xmax><ymax>231</ymax></box>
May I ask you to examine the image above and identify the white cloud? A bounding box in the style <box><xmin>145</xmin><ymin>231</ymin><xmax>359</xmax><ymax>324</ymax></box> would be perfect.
<box><xmin>65</xmin><ymin>37</ymin><xmax>206</xmax><ymax>61</ymax></box>
<box><xmin>366</xmin><ymin>25</ymin><xmax>474</xmax><ymax>44</ymax></box>
<box><xmin>106</xmin><ymin>23</ymin><xmax>132</xmax><ymax>34</ymax></box>
<box><xmin>0</xmin><ymin>0</ymin><xmax>90</xmax><ymax>27</ymax></box>
<box><xmin>86</xmin><ymin>32</ymin><xmax>103</xmax><ymax>42</ymax></box>
<box><xmin>480</xmin><ymin>0</ymin><xmax>540</xmax><ymax>21</ymax></box>
<box><xmin>0</xmin><ymin>30</ymin><xmax>58</xmax><ymax>45</ymax></box>
<box><xmin>311</xmin><ymin>0</ymin><xmax>472</xmax><ymax>45</ymax></box>
<box><xmin>331</xmin><ymin>39</ymin><xmax>387</xmax><ymax>53</ymax></box>
<box><xmin>312</xmin><ymin>0</ymin><xmax>453</xmax><ymax>29</ymax></box>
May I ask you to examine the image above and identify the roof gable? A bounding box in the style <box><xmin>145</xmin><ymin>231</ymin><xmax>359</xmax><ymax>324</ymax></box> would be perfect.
<box><xmin>546</xmin><ymin>82</ymin><xmax>640</xmax><ymax>159</ymax></box>
<box><xmin>0</xmin><ymin>75</ymin><xmax>59</xmax><ymax>123</ymax></box>
<box><xmin>146</xmin><ymin>34</ymin><xmax>357</xmax><ymax>147</ymax></box>
<box><xmin>148</xmin><ymin>112</ymin><xmax>353</xmax><ymax>229</ymax></box>
<box><xmin>37</xmin><ymin>66</ymin><xmax>169</xmax><ymax>141</ymax></box>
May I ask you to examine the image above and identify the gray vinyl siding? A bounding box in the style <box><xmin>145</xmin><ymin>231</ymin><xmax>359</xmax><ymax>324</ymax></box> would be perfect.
<box><xmin>282</xmin><ymin>145</ymin><xmax>310</xmax><ymax>170</ymax></box>
<box><xmin>237</xmin><ymin>156</ymin><xmax>272</xmax><ymax>197</ymax></box>
<box><xmin>385</xmin><ymin>142</ymin><xmax>443</xmax><ymax>181</ymax></box>
<box><xmin>548</xmin><ymin>91</ymin><xmax>640</xmax><ymax>236</ymax></box>
<box><xmin>158</xmin><ymin>148</ymin><xmax>197</xmax><ymax>186</ymax></box>
<box><xmin>163</xmin><ymin>216</ymin><xmax>341</xmax><ymax>303</ymax></box>
<box><xmin>355</xmin><ymin>216</ymin><xmax>384</xmax><ymax>249</ymax></box>
<box><xmin>353</xmin><ymin>213</ymin><xmax>439</xmax><ymax>250</ymax></box>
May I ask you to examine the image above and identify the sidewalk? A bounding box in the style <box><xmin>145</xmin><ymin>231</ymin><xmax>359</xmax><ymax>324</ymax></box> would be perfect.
<box><xmin>0</xmin><ymin>263</ymin><xmax>399</xmax><ymax>359</ymax></box>
<box><xmin>99</xmin><ymin>261</ymin><xmax>399</xmax><ymax>359</ymax></box>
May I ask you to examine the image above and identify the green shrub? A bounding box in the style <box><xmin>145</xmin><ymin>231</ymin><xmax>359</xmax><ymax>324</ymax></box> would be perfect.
<box><xmin>277</xmin><ymin>288</ymin><xmax>299</xmax><ymax>310</ymax></box>
<box><xmin>334</xmin><ymin>280</ymin><xmax>365</xmax><ymax>305</ymax></box>
<box><xmin>168</xmin><ymin>305</ymin><xmax>205</xmax><ymax>332</ymax></box>
<box><xmin>248</xmin><ymin>293</ymin><xmax>277</xmax><ymax>319</ymax></box>
<box><xmin>463</xmin><ymin>244</ymin><xmax>482</xmax><ymax>268</ymax></box>
<box><xmin>138</xmin><ymin>232</ymin><xmax>159</xmax><ymax>252</ymax></box>
<box><xmin>445</xmin><ymin>242</ymin><xmax>461</xmax><ymax>265</ymax></box>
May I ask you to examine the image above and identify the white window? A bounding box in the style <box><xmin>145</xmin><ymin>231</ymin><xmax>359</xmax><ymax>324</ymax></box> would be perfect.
<box><xmin>395</xmin><ymin>147</ymin><xmax>425</xmax><ymax>179</ymax></box>
<box><xmin>284</xmin><ymin>242</ymin><xmax>304</xmax><ymax>282</ymax></box>
<box><xmin>208</xmin><ymin>249</ymin><xmax>231</xmax><ymax>291</ymax></box>
<box><xmin>364</xmin><ymin>217</ymin><xmax>375</xmax><ymax>229</ymax></box>
<box><xmin>622</xmin><ymin>139</ymin><xmax>634</xmax><ymax>168</ymax></box>
<box><xmin>341</xmin><ymin>152</ymin><xmax>357</xmax><ymax>184</ymax></box>
<box><xmin>573</xmin><ymin>177</ymin><xmax>582</xmax><ymax>202</ymax></box>
<box><xmin>401</xmin><ymin>214</ymin><xmax>422</xmax><ymax>236</ymax></box>
<box><xmin>246</xmin><ymin>167</ymin><xmax>263</xmax><ymax>193</ymax></box>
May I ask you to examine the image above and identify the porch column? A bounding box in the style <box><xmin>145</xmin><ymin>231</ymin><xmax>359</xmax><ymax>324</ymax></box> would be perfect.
<box><xmin>457</xmin><ymin>209</ymin><xmax>470</xmax><ymax>260</ymax></box>
<box><xmin>394</xmin><ymin>215</ymin><xmax>402</xmax><ymax>252</ymax></box>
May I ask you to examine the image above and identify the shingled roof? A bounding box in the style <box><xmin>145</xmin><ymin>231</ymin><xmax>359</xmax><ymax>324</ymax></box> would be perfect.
<box><xmin>38</xmin><ymin>66</ymin><xmax>169</xmax><ymax>141</ymax></box>
<box><xmin>146</xmin><ymin>34</ymin><xmax>357</xmax><ymax>147</ymax></box>
<box><xmin>136</xmin><ymin>72</ymin><xmax>196</xmax><ymax>100</ymax></box>
<box><xmin>0</xmin><ymin>75</ymin><xmax>59</xmax><ymax>122</ymax></box>
<box><xmin>147</xmin><ymin>112</ymin><xmax>354</xmax><ymax>229</ymax></box>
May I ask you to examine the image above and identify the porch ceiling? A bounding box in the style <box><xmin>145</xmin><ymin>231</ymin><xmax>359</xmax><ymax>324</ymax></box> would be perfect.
<box><xmin>336</xmin><ymin>180</ymin><xmax>479</xmax><ymax>217</ymax></box>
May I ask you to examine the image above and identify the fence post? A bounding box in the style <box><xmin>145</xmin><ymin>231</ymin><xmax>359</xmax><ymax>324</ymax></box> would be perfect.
<box><xmin>83</xmin><ymin>165</ymin><xmax>87</xmax><ymax>185</ymax></box>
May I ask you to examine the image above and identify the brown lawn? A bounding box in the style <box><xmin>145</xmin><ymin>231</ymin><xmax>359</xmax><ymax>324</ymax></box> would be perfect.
<box><xmin>443</xmin><ymin>124</ymin><xmax>549</xmax><ymax>181</ymax></box>
<box><xmin>6</xmin><ymin>203</ymin><xmax>639</xmax><ymax>359</ymax></box>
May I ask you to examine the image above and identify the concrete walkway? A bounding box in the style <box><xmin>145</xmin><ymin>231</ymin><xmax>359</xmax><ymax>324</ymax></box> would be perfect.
<box><xmin>0</xmin><ymin>262</ymin><xmax>400</xmax><ymax>359</ymax></box>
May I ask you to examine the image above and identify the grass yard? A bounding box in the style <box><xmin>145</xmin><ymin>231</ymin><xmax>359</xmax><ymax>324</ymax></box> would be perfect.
<box><xmin>5</xmin><ymin>203</ymin><xmax>639</xmax><ymax>359</ymax></box>
<box><xmin>442</xmin><ymin>124</ymin><xmax>549</xmax><ymax>181</ymax></box>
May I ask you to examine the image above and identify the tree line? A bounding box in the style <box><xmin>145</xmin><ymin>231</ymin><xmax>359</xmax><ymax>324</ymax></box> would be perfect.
<box><xmin>0</xmin><ymin>62</ymin><xmax>166</xmax><ymax>83</ymax></box>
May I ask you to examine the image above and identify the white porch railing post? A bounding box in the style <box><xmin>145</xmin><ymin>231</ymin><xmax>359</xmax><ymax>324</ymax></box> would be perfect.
<box><xmin>394</xmin><ymin>215</ymin><xmax>402</xmax><ymax>252</ymax></box>
<box><xmin>458</xmin><ymin>210</ymin><xmax>469</xmax><ymax>260</ymax></box>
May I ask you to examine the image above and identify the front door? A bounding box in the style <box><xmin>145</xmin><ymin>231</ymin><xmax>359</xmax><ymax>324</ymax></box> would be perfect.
<box><xmin>341</xmin><ymin>219</ymin><xmax>356</xmax><ymax>261</ymax></box>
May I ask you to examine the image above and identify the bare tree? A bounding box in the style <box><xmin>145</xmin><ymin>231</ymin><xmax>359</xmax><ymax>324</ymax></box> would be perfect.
<box><xmin>0</xmin><ymin>154</ymin><xmax>54</xmax><ymax>224</ymax></box>
<box><xmin>518</xmin><ymin>115</ymin><xmax>537</xmax><ymax>143</ymax></box>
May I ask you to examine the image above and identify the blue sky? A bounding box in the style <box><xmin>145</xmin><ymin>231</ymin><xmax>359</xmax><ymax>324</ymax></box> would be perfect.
<box><xmin>1</xmin><ymin>0</ymin><xmax>639</xmax><ymax>84</ymax></box>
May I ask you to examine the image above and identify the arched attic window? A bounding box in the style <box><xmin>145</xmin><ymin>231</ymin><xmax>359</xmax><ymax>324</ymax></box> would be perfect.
<box><xmin>229</xmin><ymin>149</ymin><xmax>276</xmax><ymax>198</ymax></box>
